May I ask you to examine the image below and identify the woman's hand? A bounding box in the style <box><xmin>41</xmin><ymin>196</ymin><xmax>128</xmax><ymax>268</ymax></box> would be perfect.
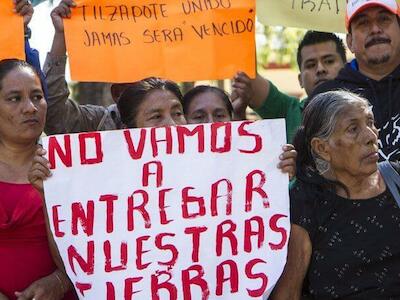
<box><xmin>51</xmin><ymin>0</ymin><xmax>76</xmax><ymax>33</ymax></box>
<box><xmin>28</xmin><ymin>145</ymin><xmax>52</xmax><ymax>194</ymax></box>
<box><xmin>277</xmin><ymin>144</ymin><xmax>297</xmax><ymax>180</ymax></box>
<box><xmin>14</xmin><ymin>0</ymin><xmax>33</xmax><ymax>28</ymax></box>
<box><xmin>15</xmin><ymin>270</ymin><xmax>68</xmax><ymax>300</ymax></box>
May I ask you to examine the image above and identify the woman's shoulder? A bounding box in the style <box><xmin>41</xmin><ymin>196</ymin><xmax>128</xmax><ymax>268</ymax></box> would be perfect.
<box><xmin>290</xmin><ymin>178</ymin><xmax>323</xmax><ymax>201</ymax></box>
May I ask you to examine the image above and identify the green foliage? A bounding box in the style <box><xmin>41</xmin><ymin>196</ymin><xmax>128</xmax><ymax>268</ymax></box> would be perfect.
<box><xmin>257</xmin><ymin>26</ymin><xmax>306</xmax><ymax>70</ymax></box>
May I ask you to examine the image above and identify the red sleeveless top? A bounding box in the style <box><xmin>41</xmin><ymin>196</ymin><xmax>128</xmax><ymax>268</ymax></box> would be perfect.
<box><xmin>0</xmin><ymin>182</ymin><xmax>76</xmax><ymax>299</ymax></box>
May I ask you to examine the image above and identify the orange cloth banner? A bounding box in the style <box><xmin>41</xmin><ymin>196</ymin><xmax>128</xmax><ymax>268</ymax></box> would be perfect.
<box><xmin>64</xmin><ymin>0</ymin><xmax>256</xmax><ymax>83</ymax></box>
<box><xmin>0</xmin><ymin>1</ymin><xmax>24</xmax><ymax>60</ymax></box>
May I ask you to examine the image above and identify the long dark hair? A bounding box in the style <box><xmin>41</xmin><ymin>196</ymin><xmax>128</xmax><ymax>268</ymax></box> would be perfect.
<box><xmin>117</xmin><ymin>77</ymin><xmax>183</xmax><ymax>128</ymax></box>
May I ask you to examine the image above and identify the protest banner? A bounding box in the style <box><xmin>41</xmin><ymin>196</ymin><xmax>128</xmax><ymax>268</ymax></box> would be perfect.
<box><xmin>63</xmin><ymin>0</ymin><xmax>256</xmax><ymax>83</ymax></box>
<box><xmin>257</xmin><ymin>0</ymin><xmax>400</xmax><ymax>33</ymax></box>
<box><xmin>0</xmin><ymin>1</ymin><xmax>24</xmax><ymax>60</ymax></box>
<box><xmin>42</xmin><ymin>120</ymin><xmax>290</xmax><ymax>299</ymax></box>
<box><xmin>257</xmin><ymin>0</ymin><xmax>346</xmax><ymax>33</ymax></box>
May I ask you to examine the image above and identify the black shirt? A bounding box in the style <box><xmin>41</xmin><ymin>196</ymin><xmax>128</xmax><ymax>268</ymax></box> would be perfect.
<box><xmin>291</xmin><ymin>180</ymin><xmax>400</xmax><ymax>299</ymax></box>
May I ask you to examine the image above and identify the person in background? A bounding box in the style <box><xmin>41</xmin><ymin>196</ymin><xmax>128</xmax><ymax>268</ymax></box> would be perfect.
<box><xmin>30</xmin><ymin>77</ymin><xmax>297</xmax><ymax>192</ymax></box>
<box><xmin>182</xmin><ymin>85</ymin><xmax>297</xmax><ymax>178</ymax></box>
<box><xmin>117</xmin><ymin>77</ymin><xmax>186</xmax><ymax>128</ymax></box>
<box><xmin>13</xmin><ymin>0</ymin><xmax>44</xmax><ymax>87</ymax></box>
<box><xmin>271</xmin><ymin>90</ymin><xmax>400</xmax><ymax>299</ymax></box>
<box><xmin>29</xmin><ymin>76</ymin><xmax>187</xmax><ymax>194</ymax></box>
<box><xmin>231</xmin><ymin>31</ymin><xmax>346</xmax><ymax>143</ymax></box>
<box><xmin>183</xmin><ymin>85</ymin><xmax>233</xmax><ymax>124</ymax></box>
<box><xmin>0</xmin><ymin>59</ymin><xmax>76</xmax><ymax>300</ymax></box>
<box><xmin>42</xmin><ymin>0</ymin><xmax>132</xmax><ymax>134</ymax></box>
<box><xmin>312</xmin><ymin>0</ymin><xmax>400</xmax><ymax>161</ymax></box>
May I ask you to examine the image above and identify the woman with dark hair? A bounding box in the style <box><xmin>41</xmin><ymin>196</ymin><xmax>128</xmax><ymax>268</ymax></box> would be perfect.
<box><xmin>183</xmin><ymin>85</ymin><xmax>233</xmax><ymax>124</ymax></box>
<box><xmin>30</xmin><ymin>76</ymin><xmax>187</xmax><ymax>192</ymax></box>
<box><xmin>183</xmin><ymin>85</ymin><xmax>296</xmax><ymax>177</ymax></box>
<box><xmin>117</xmin><ymin>77</ymin><xmax>186</xmax><ymax>128</ymax></box>
<box><xmin>271</xmin><ymin>90</ymin><xmax>400</xmax><ymax>299</ymax></box>
<box><xmin>0</xmin><ymin>59</ymin><xmax>75</xmax><ymax>300</ymax></box>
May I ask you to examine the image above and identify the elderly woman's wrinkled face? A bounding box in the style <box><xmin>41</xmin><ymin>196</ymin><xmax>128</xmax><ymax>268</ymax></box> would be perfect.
<box><xmin>0</xmin><ymin>67</ymin><xmax>46</xmax><ymax>144</ymax></box>
<box><xmin>321</xmin><ymin>104</ymin><xmax>379</xmax><ymax>177</ymax></box>
<box><xmin>134</xmin><ymin>89</ymin><xmax>187</xmax><ymax>128</ymax></box>
<box><xmin>186</xmin><ymin>91</ymin><xmax>232</xmax><ymax>124</ymax></box>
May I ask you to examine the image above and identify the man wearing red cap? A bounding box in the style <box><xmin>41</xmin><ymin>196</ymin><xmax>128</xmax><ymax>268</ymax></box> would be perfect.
<box><xmin>312</xmin><ymin>0</ymin><xmax>400</xmax><ymax>162</ymax></box>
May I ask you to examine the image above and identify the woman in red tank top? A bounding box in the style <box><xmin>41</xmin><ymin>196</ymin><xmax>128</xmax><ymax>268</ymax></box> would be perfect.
<box><xmin>0</xmin><ymin>58</ymin><xmax>76</xmax><ymax>300</ymax></box>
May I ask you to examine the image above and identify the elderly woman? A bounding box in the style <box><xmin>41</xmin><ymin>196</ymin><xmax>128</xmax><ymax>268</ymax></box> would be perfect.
<box><xmin>0</xmin><ymin>59</ymin><xmax>76</xmax><ymax>300</ymax></box>
<box><xmin>271</xmin><ymin>90</ymin><xmax>400</xmax><ymax>299</ymax></box>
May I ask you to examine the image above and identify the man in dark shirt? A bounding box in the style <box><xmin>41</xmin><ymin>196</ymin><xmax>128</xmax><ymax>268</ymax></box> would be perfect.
<box><xmin>312</xmin><ymin>0</ymin><xmax>400</xmax><ymax>161</ymax></box>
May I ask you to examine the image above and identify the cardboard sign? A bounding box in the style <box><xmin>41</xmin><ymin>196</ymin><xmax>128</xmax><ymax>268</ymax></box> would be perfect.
<box><xmin>64</xmin><ymin>0</ymin><xmax>256</xmax><ymax>83</ymax></box>
<box><xmin>0</xmin><ymin>1</ymin><xmax>24</xmax><ymax>60</ymax></box>
<box><xmin>42</xmin><ymin>120</ymin><xmax>290</xmax><ymax>299</ymax></box>
<box><xmin>257</xmin><ymin>0</ymin><xmax>400</xmax><ymax>33</ymax></box>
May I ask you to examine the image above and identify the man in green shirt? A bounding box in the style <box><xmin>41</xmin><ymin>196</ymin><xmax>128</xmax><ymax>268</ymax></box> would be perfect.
<box><xmin>232</xmin><ymin>31</ymin><xmax>347</xmax><ymax>142</ymax></box>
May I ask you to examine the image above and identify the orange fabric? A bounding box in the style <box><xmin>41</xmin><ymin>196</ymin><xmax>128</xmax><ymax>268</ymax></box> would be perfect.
<box><xmin>0</xmin><ymin>1</ymin><xmax>24</xmax><ymax>60</ymax></box>
<box><xmin>64</xmin><ymin>0</ymin><xmax>256</xmax><ymax>83</ymax></box>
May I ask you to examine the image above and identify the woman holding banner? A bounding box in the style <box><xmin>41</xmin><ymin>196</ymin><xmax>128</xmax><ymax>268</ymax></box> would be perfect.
<box><xmin>271</xmin><ymin>90</ymin><xmax>400</xmax><ymax>299</ymax></box>
<box><xmin>0</xmin><ymin>59</ymin><xmax>76</xmax><ymax>300</ymax></box>
<box><xmin>183</xmin><ymin>85</ymin><xmax>233</xmax><ymax>124</ymax></box>
<box><xmin>31</xmin><ymin>75</ymin><xmax>296</xmax><ymax>186</ymax></box>
<box><xmin>117</xmin><ymin>77</ymin><xmax>187</xmax><ymax>128</ymax></box>
<box><xmin>183</xmin><ymin>85</ymin><xmax>296</xmax><ymax>177</ymax></box>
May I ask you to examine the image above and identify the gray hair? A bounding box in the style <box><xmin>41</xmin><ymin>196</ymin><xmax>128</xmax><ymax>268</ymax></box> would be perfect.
<box><xmin>304</xmin><ymin>90</ymin><xmax>371</xmax><ymax>173</ymax></box>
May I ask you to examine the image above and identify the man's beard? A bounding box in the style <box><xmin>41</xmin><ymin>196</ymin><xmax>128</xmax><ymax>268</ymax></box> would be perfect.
<box><xmin>368</xmin><ymin>54</ymin><xmax>391</xmax><ymax>65</ymax></box>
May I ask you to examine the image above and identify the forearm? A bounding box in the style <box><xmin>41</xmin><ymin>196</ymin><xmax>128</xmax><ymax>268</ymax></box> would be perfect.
<box><xmin>44</xmin><ymin>207</ymin><xmax>74</xmax><ymax>294</ymax></box>
<box><xmin>249</xmin><ymin>73</ymin><xmax>271</xmax><ymax>110</ymax></box>
<box><xmin>53</xmin><ymin>267</ymin><xmax>74</xmax><ymax>295</ymax></box>
<box><xmin>43</xmin><ymin>53</ymin><xmax>73</xmax><ymax>135</ymax></box>
<box><xmin>50</xmin><ymin>31</ymin><xmax>67</xmax><ymax>57</ymax></box>
<box><xmin>270</xmin><ymin>224</ymin><xmax>311</xmax><ymax>300</ymax></box>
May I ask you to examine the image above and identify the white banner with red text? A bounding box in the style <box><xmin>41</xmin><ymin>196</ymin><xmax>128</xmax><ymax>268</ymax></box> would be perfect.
<box><xmin>42</xmin><ymin>120</ymin><xmax>290</xmax><ymax>299</ymax></box>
